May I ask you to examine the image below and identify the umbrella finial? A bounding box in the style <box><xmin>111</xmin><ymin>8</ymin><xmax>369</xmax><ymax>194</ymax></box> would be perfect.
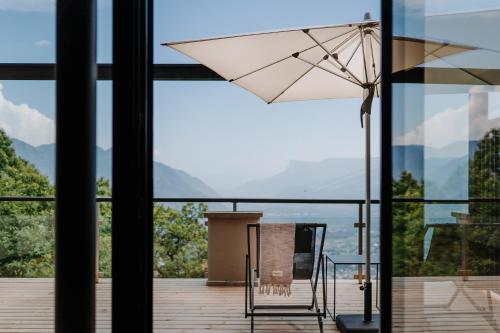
<box><xmin>364</xmin><ymin>12</ymin><xmax>372</xmax><ymax>20</ymax></box>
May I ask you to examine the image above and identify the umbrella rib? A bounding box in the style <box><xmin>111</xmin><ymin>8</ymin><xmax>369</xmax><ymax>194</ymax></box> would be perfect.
<box><xmin>330</xmin><ymin>30</ymin><xmax>360</xmax><ymax>54</ymax></box>
<box><xmin>325</xmin><ymin>33</ymin><xmax>360</xmax><ymax>72</ymax></box>
<box><xmin>359</xmin><ymin>27</ymin><xmax>370</xmax><ymax>85</ymax></box>
<box><xmin>423</xmin><ymin>44</ymin><xmax>494</xmax><ymax>85</ymax></box>
<box><xmin>371</xmin><ymin>31</ymin><xmax>381</xmax><ymax>45</ymax></box>
<box><xmin>267</xmin><ymin>60</ymin><xmax>320</xmax><ymax>104</ymax></box>
<box><xmin>333</xmin><ymin>30</ymin><xmax>363</xmax><ymax>56</ymax></box>
<box><xmin>229</xmin><ymin>56</ymin><xmax>294</xmax><ymax>82</ymax></box>
<box><xmin>425</xmin><ymin>50</ymin><xmax>494</xmax><ymax>85</ymax></box>
<box><xmin>303</xmin><ymin>29</ymin><xmax>364</xmax><ymax>85</ymax></box>
<box><xmin>369</xmin><ymin>36</ymin><xmax>380</xmax><ymax>96</ymax></box>
<box><xmin>229</xmin><ymin>27</ymin><xmax>359</xmax><ymax>82</ymax></box>
<box><xmin>345</xmin><ymin>38</ymin><xmax>362</xmax><ymax>67</ymax></box>
<box><xmin>295</xmin><ymin>54</ymin><xmax>362</xmax><ymax>87</ymax></box>
<box><xmin>424</xmin><ymin>42</ymin><xmax>450</xmax><ymax>59</ymax></box>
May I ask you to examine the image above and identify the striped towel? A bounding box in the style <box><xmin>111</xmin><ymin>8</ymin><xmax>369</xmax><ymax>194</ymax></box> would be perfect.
<box><xmin>259</xmin><ymin>223</ymin><xmax>295</xmax><ymax>296</ymax></box>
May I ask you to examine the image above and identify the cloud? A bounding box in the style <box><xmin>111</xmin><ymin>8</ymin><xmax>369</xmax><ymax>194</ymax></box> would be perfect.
<box><xmin>0</xmin><ymin>0</ymin><xmax>54</xmax><ymax>12</ymax></box>
<box><xmin>395</xmin><ymin>92</ymin><xmax>500</xmax><ymax>148</ymax></box>
<box><xmin>0</xmin><ymin>83</ymin><xmax>54</xmax><ymax>146</ymax></box>
<box><xmin>153</xmin><ymin>148</ymin><xmax>162</xmax><ymax>161</ymax></box>
<box><xmin>34</xmin><ymin>40</ymin><xmax>51</xmax><ymax>48</ymax></box>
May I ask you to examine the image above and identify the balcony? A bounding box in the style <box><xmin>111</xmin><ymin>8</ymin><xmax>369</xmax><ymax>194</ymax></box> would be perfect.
<box><xmin>3</xmin><ymin>277</ymin><xmax>500</xmax><ymax>332</ymax></box>
<box><xmin>1</xmin><ymin>197</ymin><xmax>500</xmax><ymax>332</ymax></box>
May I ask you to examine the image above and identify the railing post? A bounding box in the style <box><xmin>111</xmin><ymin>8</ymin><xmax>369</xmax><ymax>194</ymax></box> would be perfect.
<box><xmin>233</xmin><ymin>201</ymin><xmax>237</xmax><ymax>212</ymax></box>
<box><xmin>354</xmin><ymin>202</ymin><xmax>365</xmax><ymax>283</ymax></box>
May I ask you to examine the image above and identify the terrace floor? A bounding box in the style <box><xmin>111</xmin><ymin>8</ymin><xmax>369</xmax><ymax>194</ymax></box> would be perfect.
<box><xmin>1</xmin><ymin>277</ymin><xmax>499</xmax><ymax>332</ymax></box>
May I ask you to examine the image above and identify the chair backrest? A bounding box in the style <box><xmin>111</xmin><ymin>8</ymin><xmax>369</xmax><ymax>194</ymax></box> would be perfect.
<box><xmin>247</xmin><ymin>223</ymin><xmax>326</xmax><ymax>280</ymax></box>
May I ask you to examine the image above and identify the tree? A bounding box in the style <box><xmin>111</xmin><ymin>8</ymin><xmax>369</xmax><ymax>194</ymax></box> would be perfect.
<box><xmin>392</xmin><ymin>171</ymin><xmax>426</xmax><ymax>277</ymax></box>
<box><xmin>95</xmin><ymin>179</ymin><xmax>208</xmax><ymax>279</ymax></box>
<box><xmin>153</xmin><ymin>202</ymin><xmax>208</xmax><ymax>278</ymax></box>
<box><xmin>467</xmin><ymin>128</ymin><xmax>500</xmax><ymax>275</ymax></box>
<box><xmin>0</xmin><ymin>129</ymin><xmax>209</xmax><ymax>278</ymax></box>
<box><xmin>96</xmin><ymin>178</ymin><xmax>112</xmax><ymax>277</ymax></box>
<box><xmin>393</xmin><ymin>129</ymin><xmax>500</xmax><ymax>277</ymax></box>
<box><xmin>0</xmin><ymin>130</ymin><xmax>54</xmax><ymax>277</ymax></box>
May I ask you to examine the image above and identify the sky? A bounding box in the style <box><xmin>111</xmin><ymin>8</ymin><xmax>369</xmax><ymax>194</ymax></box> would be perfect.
<box><xmin>0</xmin><ymin>0</ymin><xmax>499</xmax><ymax>192</ymax></box>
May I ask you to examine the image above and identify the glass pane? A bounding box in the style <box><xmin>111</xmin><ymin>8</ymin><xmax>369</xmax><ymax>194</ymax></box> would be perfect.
<box><xmin>0</xmin><ymin>80</ymin><xmax>55</xmax><ymax>332</ymax></box>
<box><xmin>0</xmin><ymin>0</ymin><xmax>111</xmax><ymax>63</ymax></box>
<box><xmin>154</xmin><ymin>81</ymin><xmax>380</xmax><ymax>197</ymax></box>
<box><xmin>153</xmin><ymin>82</ymin><xmax>381</xmax><ymax>326</ymax></box>
<box><xmin>0</xmin><ymin>2</ymin><xmax>55</xmax><ymax>62</ymax></box>
<box><xmin>154</xmin><ymin>1</ymin><xmax>385</xmax><ymax>331</ymax></box>
<box><xmin>392</xmin><ymin>2</ymin><xmax>500</xmax><ymax>332</ymax></box>
<box><xmin>0</xmin><ymin>80</ymin><xmax>112</xmax><ymax>331</ymax></box>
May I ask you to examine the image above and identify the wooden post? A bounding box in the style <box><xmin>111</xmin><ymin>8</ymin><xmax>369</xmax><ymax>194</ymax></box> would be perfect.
<box><xmin>452</xmin><ymin>212</ymin><xmax>471</xmax><ymax>281</ymax></box>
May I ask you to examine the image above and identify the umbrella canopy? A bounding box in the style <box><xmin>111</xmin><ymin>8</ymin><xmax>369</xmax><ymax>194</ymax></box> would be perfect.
<box><xmin>164</xmin><ymin>20</ymin><xmax>472</xmax><ymax>104</ymax></box>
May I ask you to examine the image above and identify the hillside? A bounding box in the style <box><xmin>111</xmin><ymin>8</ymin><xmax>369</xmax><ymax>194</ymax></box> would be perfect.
<box><xmin>10</xmin><ymin>139</ymin><xmax>218</xmax><ymax>198</ymax></box>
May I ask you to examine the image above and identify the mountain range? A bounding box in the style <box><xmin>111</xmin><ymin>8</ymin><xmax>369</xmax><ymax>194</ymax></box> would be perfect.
<box><xmin>230</xmin><ymin>141</ymin><xmax>476</xmax><ymax>200</ymax></box>
<box><xmin>11</xmin><ymin>138</ymin><xmax>475</xmax><ymax>202</ymax></box>
<box><xmin>11</xmin><ymin>139</ymin><xmax>218</xmax><ymax>198</ymax></box>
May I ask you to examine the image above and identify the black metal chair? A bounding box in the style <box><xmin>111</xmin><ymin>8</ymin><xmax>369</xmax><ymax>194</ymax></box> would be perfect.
<box><xmin>245</xmin><ymin>223</ymin><xmax>327</xmax><ymax>333</ymax></box>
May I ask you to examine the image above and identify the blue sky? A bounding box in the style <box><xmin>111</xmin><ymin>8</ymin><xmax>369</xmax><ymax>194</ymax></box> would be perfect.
<box><xmin>0</xmin><ymin>0</ymin><xmax>499</xmax><ymax>191</ymax></box>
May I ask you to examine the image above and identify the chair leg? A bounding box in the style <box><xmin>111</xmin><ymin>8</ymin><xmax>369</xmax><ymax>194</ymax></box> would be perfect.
<box><xmin>317</xmin><ymin>314</ymin><xmax>324</xmax><ymax>333</ymax></box>
<box><xmin>251</xmin><ymin>315</ymin><xmax>254</xmax><ymax>333</ymax></box>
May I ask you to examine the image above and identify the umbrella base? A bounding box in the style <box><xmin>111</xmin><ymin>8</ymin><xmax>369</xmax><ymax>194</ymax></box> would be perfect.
<box><xmin>336</xmin><ymin>314</ymin><xmax>380</xmax><ymax>333</ymax></box>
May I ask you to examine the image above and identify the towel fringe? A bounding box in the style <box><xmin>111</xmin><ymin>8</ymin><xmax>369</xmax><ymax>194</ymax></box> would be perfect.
<box><xmin>258</xmin><ymin>283</ymin><xmax>291</xmax><ymax>297</ymax></box>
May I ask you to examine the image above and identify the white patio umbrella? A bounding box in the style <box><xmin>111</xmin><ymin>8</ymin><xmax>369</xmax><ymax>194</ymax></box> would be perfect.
<box><xmin>163</xmin><ymin>13</ymin><xmax>473</xmax><ymax>332</ymax></box>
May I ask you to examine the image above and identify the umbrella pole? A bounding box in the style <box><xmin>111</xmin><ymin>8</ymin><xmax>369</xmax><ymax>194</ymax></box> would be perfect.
<box><xmin>335</xmin><ymin>98</ymin><xmax>379</xmax><ymax>333</ymax></box>
<box><xmin>363</xmin><ymin>107</ymin><xmax>372</xmax><ymax>323</ymax></box>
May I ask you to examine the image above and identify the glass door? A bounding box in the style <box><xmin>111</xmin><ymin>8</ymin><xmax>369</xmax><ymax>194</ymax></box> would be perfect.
<box><xmin>390</xmin><ymin>1</ymin><xmax>500</xmax><ymax>332</ymax></box>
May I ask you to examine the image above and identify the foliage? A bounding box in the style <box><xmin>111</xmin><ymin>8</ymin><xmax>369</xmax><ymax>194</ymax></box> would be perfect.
<box><xmin>96</xmin><ymin>177</ymin><xmax>208</xmax><ymax>278</ymax></box>
<box><xmin>96</xmin><ymin>178</ymin><xmax>209</xmax><ymax>279</ymax></box>
<box><xmin>469</xmin><ymin>128</ymin><xmax>500</xmax><ymax>220</ymax></box>
<box><xmin>392</xmin><ymin>171</ymin><xmax>425</xmax><ymax>277</ymax></box>
<box><xmin>467</xmin><ymin>128</ymin><xmax>500</xmax><ymax>275</ymax></box>
<box><xmin>97</xmin><ymin>178</ymin><xmax>112</xmax><ymax>278</ymax></box>
<box><xmin>153</xmin><ymin>202</ymin><xmax>208</xmax><ymax>278</ymax></box>
<box><xmin>0</xmin><ymin>129</ymin><xmax>54</xmax><ymax>277</ymax></box>
<box><xmin>393</xmin><ymin>128</ymin><xmax>500</xmax><ymax>277</ymax></box>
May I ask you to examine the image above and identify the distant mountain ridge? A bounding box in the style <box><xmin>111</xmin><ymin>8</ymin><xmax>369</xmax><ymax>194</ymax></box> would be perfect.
<box><xmin>230</xmin><ymin>158</ymin><xmax>378</xmax><ymax>199</ymax></box>
<box><xmin>12</xmin><ymin>138</ymin><xmax>476</xmax><ymax>201</ymax></box>
<box><xmin>11</xmin><ymin>139</ymin><xmax>218</xmax><ymax>198</ymax></box>
<box><xmin>230</xmin><ymin>141</ymin><xmax>477</xmax><ymax>200</ymax></box>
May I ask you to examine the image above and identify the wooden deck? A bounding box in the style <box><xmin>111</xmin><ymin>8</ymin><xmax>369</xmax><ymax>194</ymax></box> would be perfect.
<box><xmin>1</xmin><ymin>277</ymin><xmax>499</xmax><ymax>332</ymax></box>
<box><xmin>0</xmin><ymin>278</ymin><xmax>365</xmax><ymax>333</ymax></box>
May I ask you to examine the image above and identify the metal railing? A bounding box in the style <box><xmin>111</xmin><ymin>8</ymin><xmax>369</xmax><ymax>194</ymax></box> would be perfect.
<box><xmin>3</xmin><ymin>195</ymin><xmax>498</xmax><ymax>282</ymax></box>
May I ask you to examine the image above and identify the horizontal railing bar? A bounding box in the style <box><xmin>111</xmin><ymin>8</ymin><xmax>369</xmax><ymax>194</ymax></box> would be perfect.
<box><xmin>0</xmin><ymin>196</ymin><xmax>498</xmax><ymax>204</ymax></box>
<box><xmin>154</xmin><ymin>197</ymin><xmax>370</xmax><ymax>204</ymax></box>
<box><xmin>426</xmin><ymin>223</ymin><xmax>500</xmax><ymax>227</ymax></box>
<box><xmin>0</xmin><ymin>196</ymin><xmax>111</xmax><ymax>202</ymax></box>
